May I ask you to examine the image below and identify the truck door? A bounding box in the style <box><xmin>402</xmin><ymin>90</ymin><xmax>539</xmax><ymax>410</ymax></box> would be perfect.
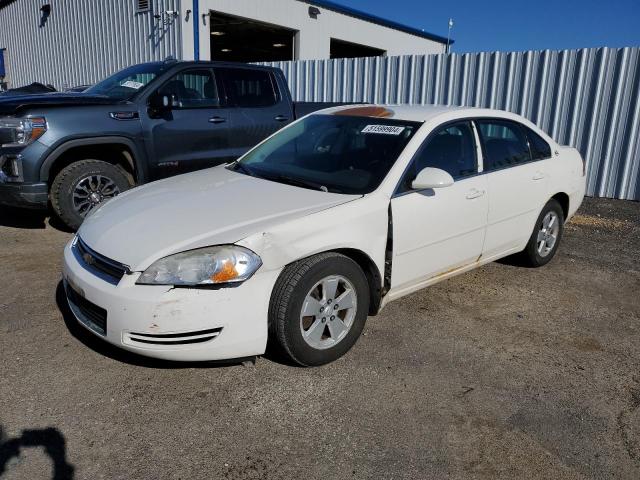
<box><xmin>142</xmin><ymin>68</ymin><xmax>239</xmax><ymax>179</ymax></box>
<box><xmin>216</xmin><ymin>67</ymin><xmax>293</xmax><ymax>157</ymax></box>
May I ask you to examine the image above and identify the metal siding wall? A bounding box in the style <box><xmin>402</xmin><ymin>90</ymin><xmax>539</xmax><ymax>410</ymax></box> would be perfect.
<box><xmin>0</xmin><ymin>0</ymin><xmax>182</xmax><ymax>89</ymax></box>
<box><xmin>263</xmin><ymin>48</ymin><xmax>640</xmax><ymax>201</ymax></box>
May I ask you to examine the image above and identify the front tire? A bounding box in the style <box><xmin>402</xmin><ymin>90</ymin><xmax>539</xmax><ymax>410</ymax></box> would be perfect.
<box><xmin>50</xmin><ymin>159</ymin><xmax>132</xmax><ymax>231</ymax></box>
<box><xmin>269</xmin><ymin>253</ymin><xmax>370</xmax><ymax>366</ymax></box>
<box><xmin>520</xmin><ymin>199</ymin><xmax>564</xmax><ymax>267</ymax></box>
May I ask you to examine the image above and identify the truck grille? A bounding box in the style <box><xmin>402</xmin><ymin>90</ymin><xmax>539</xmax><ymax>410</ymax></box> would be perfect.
<box><xmin>74</xmin><ymin>237</ymin><xmax>129</xmax><ymax>284</ymax></box>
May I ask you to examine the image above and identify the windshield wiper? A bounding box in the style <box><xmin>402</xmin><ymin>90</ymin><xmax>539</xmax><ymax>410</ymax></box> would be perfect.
<box><xmin>260</xmin><ymin>173</ymin><xmax>333</xmax><ymax>193</ymax></box>
<box><xmin>228</xmin><ymin>161</ymin><xmax>254</xmax><ymax>177</ymax></box>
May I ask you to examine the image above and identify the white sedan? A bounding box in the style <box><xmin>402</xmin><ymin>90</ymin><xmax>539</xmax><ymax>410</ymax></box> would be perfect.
<box><xmin>62</xmin><ymin>105</ymin><xmax>586</xmax><ymax>366</ymax></box>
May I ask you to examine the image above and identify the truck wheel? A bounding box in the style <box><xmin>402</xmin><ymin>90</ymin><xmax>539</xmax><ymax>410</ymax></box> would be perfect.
<box><xmin>51</xmin><ymin>159</ymin><xmax>132</xmax><ymax>230</ymax></box>
<box><xmin>269</xmin><ymin>252</ymin><xmax>369</xmax><ymax>366</ymax></box>
<box><xmin>519</xmin><ymin>199</ymin><xmax>564</xmax><ymax>267</ymax></box>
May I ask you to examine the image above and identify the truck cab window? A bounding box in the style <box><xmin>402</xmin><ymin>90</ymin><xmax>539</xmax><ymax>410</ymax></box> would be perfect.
<box><xmin>220</xmin><ymin>68</ymin><xmax>277</xmax><ymax>107</ymax></box>
<box><xmin>157</xmin><ymin>69</ymin><xmax>220</xmax><ymax>109</ymax></box>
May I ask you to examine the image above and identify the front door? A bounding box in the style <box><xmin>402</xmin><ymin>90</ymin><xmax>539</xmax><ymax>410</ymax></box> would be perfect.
<box><xmin>143</xmin><ymin>68</ymin><xmax>237</xmax><ymax>179</ymax></box>
<box><xmin>391</xmin><ymin>121</ymin><xmax>489</xmax><ymax>291</ymax></box>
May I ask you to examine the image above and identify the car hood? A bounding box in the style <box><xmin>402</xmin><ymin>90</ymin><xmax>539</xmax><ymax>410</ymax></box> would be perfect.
<box><xmin>0</xmin><ymin>93</ymin><xmax>120</xmax><ymax>115</ymax></box>
<box><xmin>78</xmin><ymin>166</ymin><xmax>358</xmax><ymax>270</ymax></box>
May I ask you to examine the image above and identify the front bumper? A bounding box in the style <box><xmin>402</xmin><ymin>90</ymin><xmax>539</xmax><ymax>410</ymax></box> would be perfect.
<box><xmin>62</xmin><ymin>239</ymin><xmax>279</xmax><ymax>362</ymax></box>
<box><xmin>0</xmin><ymin>181</ymin><xmax>48</xmax><ymax>208</ymax></box>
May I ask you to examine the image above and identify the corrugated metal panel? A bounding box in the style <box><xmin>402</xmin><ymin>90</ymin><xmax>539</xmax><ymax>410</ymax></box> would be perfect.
<box><xmin>0</xmin><ymin>0</ymin><xmax>182</xmax><ymax>89</ymax></box>
<box><xmin>262</xmin><ymin>48</ymin><xmax>640</xmax><ymax>201</ymax></box>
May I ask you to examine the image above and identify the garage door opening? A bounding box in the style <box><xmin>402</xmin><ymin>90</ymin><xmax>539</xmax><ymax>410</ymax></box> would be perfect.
<box><xmin>330</xmin><ymin>38</ymin><xmax>385</xmax><ymax>59</ymax></box>
<box><xmin>209</xmin><ymin>11</ymin><xmax>296</xmax><ymax>63</ymax></box>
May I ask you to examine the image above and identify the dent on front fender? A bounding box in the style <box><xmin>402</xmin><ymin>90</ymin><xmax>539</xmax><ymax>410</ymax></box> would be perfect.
<box><xmin>237</xmin><ymin>196</ymin><xmax>389</xmax><ymax>282</ymax></box>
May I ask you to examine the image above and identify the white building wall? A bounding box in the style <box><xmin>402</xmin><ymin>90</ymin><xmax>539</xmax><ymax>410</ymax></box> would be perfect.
<box><xmin>179</xmin><ymin>0</ymin><xmax>446</xmax><ymax>61</ymax></box>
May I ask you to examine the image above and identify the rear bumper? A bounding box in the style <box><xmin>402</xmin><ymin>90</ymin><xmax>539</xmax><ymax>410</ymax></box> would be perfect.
<box><xmin>0</xmin><ymin>181</ymin><xmax>48</xmax><ymax>208</ymax></box>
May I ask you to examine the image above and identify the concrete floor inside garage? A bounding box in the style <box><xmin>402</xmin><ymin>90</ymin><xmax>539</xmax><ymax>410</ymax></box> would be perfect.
<box><xmin>0</xmin><ymin>197</ymin><xmax>639</xmax><ymax>479</ymax></box>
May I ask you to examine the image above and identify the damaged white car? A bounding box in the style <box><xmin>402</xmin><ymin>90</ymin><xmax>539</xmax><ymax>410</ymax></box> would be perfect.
<box><xmin>62</xmin><ymin>105</ymin><xmax>586</xmax><ymax>366</ymax></box>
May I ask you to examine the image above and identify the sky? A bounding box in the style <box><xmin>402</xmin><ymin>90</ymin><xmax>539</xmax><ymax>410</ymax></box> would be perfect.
<box><xmin>339</xmin><ymin>0</ymin><xmax>640</xmax><ymax>53</ymax></box>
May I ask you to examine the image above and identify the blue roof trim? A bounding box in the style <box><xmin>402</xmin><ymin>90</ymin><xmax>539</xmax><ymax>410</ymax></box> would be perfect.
<box><xmin>300</xmin><ymin>0</ymin><xmax>453</xmax><ymax>45</ymax></box>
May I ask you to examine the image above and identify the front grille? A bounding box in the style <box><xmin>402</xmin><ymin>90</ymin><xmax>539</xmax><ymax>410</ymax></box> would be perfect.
<box><xmin>0</xmin><ymin>128</ymin><xmax>16</xmax><ymax>146</ymax></box>
<box><xmin>74</xmin><ymin>237</ymin><xmax>128</xmax><ymax>284</ymax></box>
<box><xmin>125</xmin><ymin>328</ymin><xmax>222</xmax><ymax>346</ymax></box>
<box><xmin>66</xmin><ymin>285</ymin><xmax>107</xmax><ymax>335</ymax></box>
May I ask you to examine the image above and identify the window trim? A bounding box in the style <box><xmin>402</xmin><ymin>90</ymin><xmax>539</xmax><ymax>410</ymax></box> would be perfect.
<box><xmin>391</xmin><ymin>116</ymin><xmax>554</xmax><ymax>198</ymax></box>
<box><xmin>393</xmin><ymin>119</ymin><xmax>480</xmax><ymax>197</ymax></box>
<box><xmin>152</xmin><ymin>68</ymin><xmax>224</xmax><ymax>111</ymax></box>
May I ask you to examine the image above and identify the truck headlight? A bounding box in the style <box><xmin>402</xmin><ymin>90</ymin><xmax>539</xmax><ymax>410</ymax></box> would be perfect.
<box><xmin>136</xmin><ymin>245</ymin><xmax>262</xmax><ymax>286</ymax></box>
<box><xmin>0</xmin><ymin>116</ymin><xmax>47</xmax><ymax>147</ymax></box>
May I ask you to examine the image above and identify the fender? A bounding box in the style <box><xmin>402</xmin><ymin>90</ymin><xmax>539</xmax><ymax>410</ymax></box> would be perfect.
<box><xmin>39</xmin><ymin>136</ymin><xmax>149</xmax><ymax>183</ymax></box>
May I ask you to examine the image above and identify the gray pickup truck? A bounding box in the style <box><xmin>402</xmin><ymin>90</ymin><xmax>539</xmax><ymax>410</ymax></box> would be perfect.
<box><xmin>0</xmin><ymin>59</ymin><xmax>341</xmax><ymax>229</ymax></box>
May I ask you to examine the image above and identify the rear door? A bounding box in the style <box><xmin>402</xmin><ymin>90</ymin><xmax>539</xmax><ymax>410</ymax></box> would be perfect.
<box><xmin>476</xmin><ymin>119</ymin><xmax>550</xmax><ymax>257</ymax></box>
<box><xmin>390</xmin><ymin>121</ymin><xmax>489</xmax><ymax>291</ymax></box>
<box><xmin>217</xmin><ymin>67</ymin><xmax>293</xmax><ymax>156</ymax></box>
<box><xmin>143</xmin><ymin>68</ymin><xmax>237</xmax><ymax>178</ymax></box>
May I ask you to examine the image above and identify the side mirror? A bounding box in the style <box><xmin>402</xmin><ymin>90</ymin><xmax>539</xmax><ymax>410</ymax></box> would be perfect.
<box><xmin>411</xmin><ymin>167</ymin><xmax>454</xmax><ymax>190</ymax></box>
<box><xmin>148</xmin><ymin>93</ymin><xmax>171</xmax><ymax>114</ymax></box>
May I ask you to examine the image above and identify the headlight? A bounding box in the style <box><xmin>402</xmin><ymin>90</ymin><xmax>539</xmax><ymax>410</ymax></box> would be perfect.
<box><xmin>136</xmin><ymin>245</ymin><xmax>262</xmax><ymax>286</ymax></box>
<box><xmin>0</xmin><ymin>116</ymin><xmax>47</xmax><ymax>147</ymax></box>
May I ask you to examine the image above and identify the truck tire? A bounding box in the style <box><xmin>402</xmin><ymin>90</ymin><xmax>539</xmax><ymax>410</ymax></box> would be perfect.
<box><xmin>269</xmin><ymin>252</ymin><xmax>370</xmax><ymax>366</ymax></box>
<box><xmin>50</xmin><ymin>159</ymin><xmax>132</xmax><ymax>231</ymax></box>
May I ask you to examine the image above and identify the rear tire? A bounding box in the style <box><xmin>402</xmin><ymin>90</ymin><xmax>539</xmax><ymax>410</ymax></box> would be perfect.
<box><xmin>269</xmin><ymin>252</ymin><xmax>370</xmax><ymax>366</ymax></box>
<box><xmin>519</xmin><ymin>199</ymin><xmax>564</xmax><ymax>267</ymax></box>
<box><xmin>50</xmin><ymin>159</ymin><xmax>132</xmax><ymax>231</ymax></box>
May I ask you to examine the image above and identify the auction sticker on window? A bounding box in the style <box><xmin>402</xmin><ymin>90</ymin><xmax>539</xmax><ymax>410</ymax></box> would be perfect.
<box><xmin>362</xmin><ymin>124</ymin><xmax>405</xmax><ymax>135</ymax></box>
<box><xmin>121</xmin><ymin>80</ymin><xmax>144</xmax><ymax>89</ymax></box>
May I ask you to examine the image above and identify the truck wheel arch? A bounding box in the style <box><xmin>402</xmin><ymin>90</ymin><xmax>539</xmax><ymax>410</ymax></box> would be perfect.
<box><xmin>40</xmin><ymin>137</ymin><xmax>147</xmax><ymax>185</ymax></box>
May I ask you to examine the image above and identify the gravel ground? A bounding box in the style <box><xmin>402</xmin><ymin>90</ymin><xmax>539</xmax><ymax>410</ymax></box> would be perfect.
<box><xmin>0</xmin><ymin>197</ymin><xmax>639</xmax><ymax>480</ymax></box>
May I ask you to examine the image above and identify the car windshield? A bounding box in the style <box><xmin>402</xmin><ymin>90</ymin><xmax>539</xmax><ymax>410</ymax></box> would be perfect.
<box><xmin>233</xmin><ymin>114</ymin><xmax>421</xmax><ymax>194</ymax></box>
<box><xmin>85</xmin><ymin>63</ymin><xmax>169</xmax><ymax>100</ymax></box>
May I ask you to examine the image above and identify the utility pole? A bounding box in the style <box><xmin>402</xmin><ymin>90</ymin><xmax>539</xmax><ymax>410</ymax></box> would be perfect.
<box><xmin>446</xmin><ymin>18</ymin><xmax>454</xmax><ymax>53</ymax></box>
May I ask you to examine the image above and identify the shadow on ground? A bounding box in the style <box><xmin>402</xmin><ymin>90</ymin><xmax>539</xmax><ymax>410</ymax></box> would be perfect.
<box><xmin>0</xmin><ymin>424</ymin><xmax>75</xmax><ymax>480</ymax></box>
<box><xmin>0</xmin><ymin>206</ymin><xmax>72</xmax><ymax>232</ymax></box>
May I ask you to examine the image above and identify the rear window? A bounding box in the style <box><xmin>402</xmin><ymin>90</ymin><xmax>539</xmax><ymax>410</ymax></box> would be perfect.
<box><xmin>477</xmin><ymin>120</ymin><xmax>531</xmax><ymax>171</ymax></box>
<box><xmin>220</xmin><ymin>68</ymin><xmax>277</xmax><ymax>107</ymax></box>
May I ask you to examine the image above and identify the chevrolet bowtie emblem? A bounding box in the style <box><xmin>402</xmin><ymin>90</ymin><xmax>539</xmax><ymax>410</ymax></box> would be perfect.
<box><xmin>83</xmin><ymin>253</ymin><xmax>95</xmax><ymax>266</ymax></box>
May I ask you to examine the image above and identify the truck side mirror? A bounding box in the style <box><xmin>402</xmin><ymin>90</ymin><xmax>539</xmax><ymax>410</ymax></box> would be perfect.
<box><xmin>148</xmin><ymin>93</ymin><xmax>171</xmax><ymax>116</ymax></box>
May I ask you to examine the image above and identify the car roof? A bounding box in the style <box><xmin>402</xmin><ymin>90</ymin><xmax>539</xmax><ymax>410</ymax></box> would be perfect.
<box><xmin>318</xmin><ymin>104</ymin><xmax>555</xmax><ymax>143</ymax></box>
<box><xmin>321</xmin><ymin>103</ymin><xmax>522</xmax><ymax>122</ymax></box>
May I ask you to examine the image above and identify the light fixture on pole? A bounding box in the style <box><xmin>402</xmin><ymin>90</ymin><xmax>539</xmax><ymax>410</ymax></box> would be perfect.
<box><xmin>446</xmin><ymin>18</ymin><xmax>454</xmax><ymax>54</ymax></box>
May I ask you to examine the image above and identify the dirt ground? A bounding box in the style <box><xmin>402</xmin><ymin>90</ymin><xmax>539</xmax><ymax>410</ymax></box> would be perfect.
<box><xmin>0</xmin><ymin>197</ymin><xmax>638</xmax><ymax>480</ymax></box>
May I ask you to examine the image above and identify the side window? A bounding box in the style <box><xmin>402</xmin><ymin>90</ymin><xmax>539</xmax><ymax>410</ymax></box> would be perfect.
<box><xmin>399</xmin><ymin>121</ymin><xmax>477</xmax><ymax>192</ymax></box>
<box><xmin>220</xmin><ymin>68</ymin><xmax>278</xmax><ymax>108</ymax></box>
<box><xmin>477</xmin><ymin>120</ymin><xmax>531</xmax><ymax>171</ymax></box>
<box><xmin>157</xmin><ymin>69</ymin><xmax>220</xmax><ymax>109</ymax></box>
<box><xmin>526</xmin><ymin>127</ymin><xmax>552</xmax><ymax>160</ymax></box>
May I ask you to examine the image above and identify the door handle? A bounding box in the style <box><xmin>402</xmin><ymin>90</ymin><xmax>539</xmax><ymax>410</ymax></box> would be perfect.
<box><xmin>208</xmin><ymin>116</ymin><xmax>226</xmax><ymax>124</ymax></box>
<box><xmin>274</xmin><ymin>115</ymin><xmax>289</xmax><ymax>122</ymax></box>
<box><xmin>466</xmin><ymin>189</ymin><xmax>485</xmax><ymax>200</ymax></box>
<box><xmin>532</xmin><ymin>172</ymin><xmax>545</xmax><ymax>180</ymax></box>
